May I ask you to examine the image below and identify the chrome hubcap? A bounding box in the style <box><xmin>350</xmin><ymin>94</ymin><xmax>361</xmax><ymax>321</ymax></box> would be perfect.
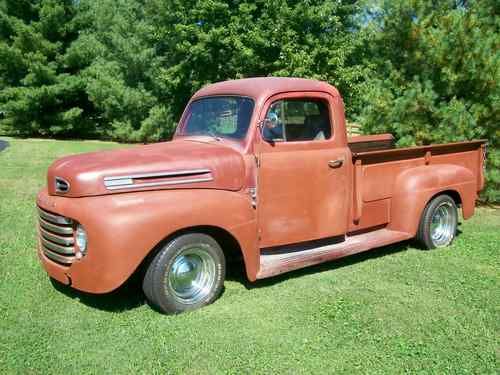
<box><xmin>167</xmin><ymin>246</ymin><xmax>216</xmax><ymax>304</ymax></box>
<box><xmin>430</xmin><ymin>202</ymin><xmax>456</xmax><ymax>247</ymax></box>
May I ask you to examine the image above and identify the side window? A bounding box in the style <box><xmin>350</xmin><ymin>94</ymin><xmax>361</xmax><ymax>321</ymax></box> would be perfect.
<box><xmin>263</xmin><ymin>98</ymin><xmax>331</xmax><ymax>142</ymax></box>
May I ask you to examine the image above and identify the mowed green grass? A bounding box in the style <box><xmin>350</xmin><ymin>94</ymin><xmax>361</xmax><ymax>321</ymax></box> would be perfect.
<box><xmin>0</xmin><ymin>137</ymin><xmax>499</xmax><ymax>374</ymax></box>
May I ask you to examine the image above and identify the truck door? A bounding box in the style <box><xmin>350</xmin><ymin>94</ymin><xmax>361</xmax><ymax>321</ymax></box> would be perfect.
<box><xmin>257</xmin><ymin>92</ymin><xmax>350</xmax><ymax>248</ymax></box>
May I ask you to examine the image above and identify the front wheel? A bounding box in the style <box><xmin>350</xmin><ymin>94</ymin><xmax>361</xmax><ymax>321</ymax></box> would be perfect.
<box><xmin>143</xmin><ymin>233</ymin><xmax>225</xmax><ymax>314</ymax></box>
<box><xmin>417</xmin><ymin>194</ymin><xmax>458</xmax><ymax>249</ymax></box>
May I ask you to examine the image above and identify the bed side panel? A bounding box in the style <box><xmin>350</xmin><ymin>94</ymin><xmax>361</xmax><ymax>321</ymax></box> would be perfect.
<box><xmin>350</xmin><ymin>143</ymin><xmax>483</xmax><ymax>233</ymax></box>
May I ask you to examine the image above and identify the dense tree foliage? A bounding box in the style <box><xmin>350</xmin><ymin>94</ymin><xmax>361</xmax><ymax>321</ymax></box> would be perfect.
<box><xmin>71</xmin><ymin>0</ymin><xmax>169</xmax><ymax>142</ymax></box>
<box><xmin>145</xmin><ymin>0</ymin><xmax>367</xmax><ymax>119</ymax></box>
<box><xmin>0</xmin><ymin>0</ymin><xmax>96</xmax><ymax>137</ymax></box>
<box><xmin>0</xmin><ymin>0</ymin><xmax>498</xmax><ymax>200</ymax></box>
<box><xmin>0</xmin><ymin>0</ymin><xmax>368</xmax><ymax>140</ymax></box>
<box><xmin>358</xmin><ymin>0</ymin><xmax>499</xmax><ymax>201</ymax></box>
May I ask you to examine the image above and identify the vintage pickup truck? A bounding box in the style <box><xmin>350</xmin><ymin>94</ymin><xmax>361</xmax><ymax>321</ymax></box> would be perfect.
<box><xmin>36</xmin><ymin>78</ymin><xmax>487</xmax><ymax>314</ymax></box>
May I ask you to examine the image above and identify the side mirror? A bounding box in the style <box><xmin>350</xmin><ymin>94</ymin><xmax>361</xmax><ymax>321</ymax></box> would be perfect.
<box><xmin>260</xmin><ymin>112</ymin><xmax>282</xmax><ymax>142</ymax></box>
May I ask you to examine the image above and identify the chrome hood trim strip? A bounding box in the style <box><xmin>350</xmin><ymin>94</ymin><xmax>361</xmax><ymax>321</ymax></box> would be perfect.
<box><xmin>103</xmin><ymin>168</ymin><xmax>213</xmax><ymax>191</ymax></box>
<box><xmin>105</xmin><ymin>176</ymin><xmax>214</xmax><ymax>190</ymax></box>
<box><xmin>104</xmin><ymin>168</ymin><xmax>211</xmax><ymax>182</ymax></box>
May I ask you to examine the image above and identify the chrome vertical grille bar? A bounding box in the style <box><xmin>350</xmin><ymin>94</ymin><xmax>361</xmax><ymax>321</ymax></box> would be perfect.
<box><xmin>37</xmin><ymin>207</ymin><xmax>76</xmax><ymax>265</ymax></box>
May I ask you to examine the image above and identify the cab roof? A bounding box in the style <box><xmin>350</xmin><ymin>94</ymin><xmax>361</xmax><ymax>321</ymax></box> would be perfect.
<box><xmin>192</xmin><ymin>77</ymin><xmax>340</xmax><ymax>103</ymax></box>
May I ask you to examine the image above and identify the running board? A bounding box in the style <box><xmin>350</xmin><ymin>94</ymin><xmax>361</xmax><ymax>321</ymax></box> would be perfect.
<box><xmin>257</xmin><ymin>229</ymin><xmax>412</xmax><ymax>279</ymax></box>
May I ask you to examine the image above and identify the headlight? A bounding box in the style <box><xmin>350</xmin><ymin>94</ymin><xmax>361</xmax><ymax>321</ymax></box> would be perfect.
<box><xmin>75</xmin><ymin>224</ymin><xmax>87</xmax><ymax>255</ymax></box>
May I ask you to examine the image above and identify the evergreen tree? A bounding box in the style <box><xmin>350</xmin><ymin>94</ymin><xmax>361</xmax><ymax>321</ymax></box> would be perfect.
<box><xmin>67</xmin><ymin>0</ymin><xmax>173</xmax><ymax>142</ymax></box>
<box><xmin>358</xmin><ymin>0</ymin><xmax>499</xmax><ymax>201</ymax></box>
<box><xmin>0</xmin><ymin>0</ymin><xmax>97</xmax><ymax>137</ymax></box>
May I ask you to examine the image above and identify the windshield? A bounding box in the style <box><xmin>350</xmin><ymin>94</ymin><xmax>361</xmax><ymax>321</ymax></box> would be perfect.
<box><xmin>179</xmin><ymin>96</ymin><xmax>254</xmax><ymax>140</ymax></box>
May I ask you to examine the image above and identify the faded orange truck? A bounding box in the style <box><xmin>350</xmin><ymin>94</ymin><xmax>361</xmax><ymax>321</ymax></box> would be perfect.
<box><xmin>36</xmin><ymin>78</ymin><xmax>487</xmax><ymax>314</ymax></box>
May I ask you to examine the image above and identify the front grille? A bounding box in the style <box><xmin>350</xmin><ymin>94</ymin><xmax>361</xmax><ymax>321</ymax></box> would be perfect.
<box><xmin>38</xmin><ymin>207</ymin><xmax>76</xmax><ymax>265</ymax></box>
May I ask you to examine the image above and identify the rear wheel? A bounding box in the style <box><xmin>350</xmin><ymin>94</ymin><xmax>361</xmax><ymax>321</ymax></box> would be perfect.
<box><xmin>143</xmin><ymin>233</ymin><xmax>225</xmax><ymax>314</ymax></box>
<box><xmin>417</xmin><ymin>194</ymin><xmax>458</xmax><ymax>249</ymax></box>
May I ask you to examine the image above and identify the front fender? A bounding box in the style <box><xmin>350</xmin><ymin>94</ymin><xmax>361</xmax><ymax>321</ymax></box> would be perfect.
<box><xmin>388</xmin><ymin>164</ymin><xmax>477</xmax><ymax>234</ymax></box>
<box><xmin>37</xmin><ymin>189</ymin><xmax>258</xmax><ymax>293</ymax></box>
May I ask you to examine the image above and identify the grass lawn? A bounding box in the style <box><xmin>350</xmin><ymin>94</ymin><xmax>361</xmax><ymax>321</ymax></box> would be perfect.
<box><xmin>0</xmin><ymin>137</ymin><xmax>499</xmax><ymax>374</ymax></box>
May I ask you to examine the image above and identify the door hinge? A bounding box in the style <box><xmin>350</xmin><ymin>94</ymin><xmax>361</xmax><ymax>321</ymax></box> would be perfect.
<box><xmin>249</xmin><ymin>187</ymin><xmax>257</xmax><ymax>209</ymax></box>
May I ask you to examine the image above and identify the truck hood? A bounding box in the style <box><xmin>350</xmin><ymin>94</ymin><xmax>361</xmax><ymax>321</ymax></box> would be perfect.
<box><xmin>46</xmin><ymin>139</ymin><xmax>245</xmax><ymax>197</ymax></box>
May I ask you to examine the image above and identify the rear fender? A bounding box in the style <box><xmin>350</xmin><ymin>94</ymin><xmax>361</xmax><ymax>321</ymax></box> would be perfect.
<box><xmin>388</xmin><ymin>164</ymin><xmax>477</xmax><ymax>234</ymax></box>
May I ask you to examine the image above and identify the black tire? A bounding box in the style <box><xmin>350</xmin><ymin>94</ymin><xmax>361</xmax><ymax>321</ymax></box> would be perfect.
<box><xmin>142</xmin><ymin>233</ymin><xmax>225</xmax><ymax>314</ymax></box>
<box><xmin>416</xmin><ymin>194</ymin><xmax>458</xmax><ymax>250</ymax></box>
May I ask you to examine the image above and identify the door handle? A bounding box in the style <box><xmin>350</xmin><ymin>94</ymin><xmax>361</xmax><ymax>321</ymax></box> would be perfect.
<box><xmin>328</xmin><ymin>158</ymin><xmax>344</xmax><ymax>168</ymax></box>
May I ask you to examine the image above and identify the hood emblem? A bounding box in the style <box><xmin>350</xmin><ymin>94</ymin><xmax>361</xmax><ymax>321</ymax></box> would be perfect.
<box><xmin>55</xmin><ymin>177</ymin><xmax>70</xmax><ymax>193</ymax></box>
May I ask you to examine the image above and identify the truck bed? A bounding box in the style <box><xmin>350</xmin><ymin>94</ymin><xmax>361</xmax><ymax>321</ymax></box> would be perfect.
<box><xmin>347</xmin><ymin>139</ymin><xmax>486</xmax><ymax>233</ymax></box>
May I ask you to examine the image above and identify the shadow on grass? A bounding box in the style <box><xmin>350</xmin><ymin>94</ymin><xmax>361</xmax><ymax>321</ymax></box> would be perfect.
<box><xmin>50</xmin><ymin>273</ymin><xmax>145</xmax><ymax>313</ymax></box>
<box><xmin>0</xmin><ymin>139</ymin><xmax>9</xmax><ymax>152</ymax></box>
